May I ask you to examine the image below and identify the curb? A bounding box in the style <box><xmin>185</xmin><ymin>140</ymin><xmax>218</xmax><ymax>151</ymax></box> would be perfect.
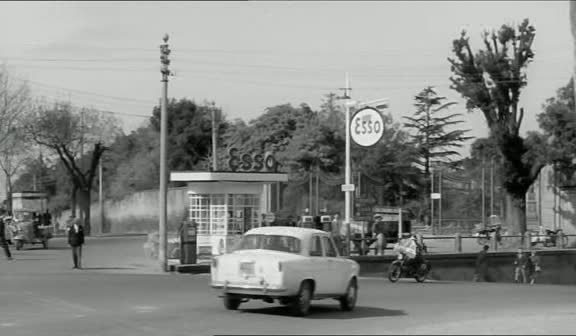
<box><xmin>51</xmin><ymin>233</ymin><xmax>148</xmax><ymax>239</ymax></box>
<box><xmin>170</xmin><ymin>263</ymin><xmax>210</xmax><ymax>274</ymax></box>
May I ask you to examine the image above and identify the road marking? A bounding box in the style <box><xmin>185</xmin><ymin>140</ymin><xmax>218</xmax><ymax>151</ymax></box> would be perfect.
<box><xmin>0</xmin><ymin>323</ymin><xmax>16</xmax><ymax>327</ymax></box>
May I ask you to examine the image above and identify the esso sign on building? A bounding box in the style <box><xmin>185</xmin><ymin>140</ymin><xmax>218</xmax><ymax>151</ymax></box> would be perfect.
<box><xmin>350</xmin><ymin>107</ymin><xmax>385</xmax><ymax>147</ymax></box>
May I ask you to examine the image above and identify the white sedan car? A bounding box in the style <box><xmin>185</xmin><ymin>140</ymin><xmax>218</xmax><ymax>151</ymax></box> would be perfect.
<box><xmin>211</xmin><ymin>226</ymin><xmax>360</xmax><ymax>316</ymax></box>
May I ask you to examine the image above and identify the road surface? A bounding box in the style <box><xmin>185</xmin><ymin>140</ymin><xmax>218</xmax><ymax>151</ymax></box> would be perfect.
<box><xmin>0</xmin><ymin>236</ymin><xmax>574</xmax><ymax>335</ymax></box>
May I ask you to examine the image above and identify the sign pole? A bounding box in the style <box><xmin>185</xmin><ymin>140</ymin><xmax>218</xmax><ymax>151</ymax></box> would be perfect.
<box><xmin>344</xmin><ymin>73</ymin><xmax>352</xmax><ymax>256</ymax></box>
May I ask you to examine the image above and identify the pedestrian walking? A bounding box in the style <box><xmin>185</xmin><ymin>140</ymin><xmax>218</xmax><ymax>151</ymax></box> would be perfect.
<box><xmin>528</xmin><ymin>250</ymin><xmax>542</xmax><ymax>285</ymax></box>
<box><xmin>514</xmin><ymin>248</ymin><xmax>528</xmax><ymax>284</ymax></box>
<box><xmin>375</xmin><ymin>230</ymin><xmax>386</xmax><ymax>256</ymax></box>
<box><xmin>67</xmin><ymin>217</ymin><xmax>85</xmax><ymax>269</ymax></box>
<box><xmin>474</xmin><ymin>245</ymin><xmax>489</xmax><ymax>282</ymax></box>
<box><xmin>0</xmin><ymin>211</ymin><xmax>13</xmax><ymax>261</ymax></box>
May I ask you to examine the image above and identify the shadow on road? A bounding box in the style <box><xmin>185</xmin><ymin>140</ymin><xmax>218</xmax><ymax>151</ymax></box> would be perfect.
<box><xmin>80</xmin><ymin>267</ymin><xmax>137</xmax><ymax>271</ymax></box>
<box><xmin>242</xmin><ymin>305</ymin><xmax>406</xmax><ymax>319</ymax></box>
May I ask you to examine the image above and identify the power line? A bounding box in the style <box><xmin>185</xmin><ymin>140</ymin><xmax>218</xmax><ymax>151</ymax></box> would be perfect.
<box><xmin>24</xmin><ymin>79</ymin><xmax>156</xmax><ymax>105</ymax></box>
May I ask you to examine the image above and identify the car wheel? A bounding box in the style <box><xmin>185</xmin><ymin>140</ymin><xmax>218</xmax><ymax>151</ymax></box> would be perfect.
<box><xmin>292</xmin><ymin>281</ymin><xmax>313</xmax><ymax>317</ymax></box>
<box><xmin>15</xmin><ymin>240</ymin><xmax>23</xmax><ymax>250</ymax></box>
<box><xmin>339</xmin><ymin>278</ymin><xmax>358</xmax><ymax>311</ymax></box>
<box><xmin>388</xmin><ymin>263</ymin><xmax>402</xmax><ymax>283</ymax></box>
<box><xmin>223</xmin><ymin>294</ymin><xmax>242</xmax><ymax>310</ymax></box>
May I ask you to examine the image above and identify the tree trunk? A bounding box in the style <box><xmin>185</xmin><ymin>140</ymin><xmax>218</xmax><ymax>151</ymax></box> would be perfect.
<box><xmin>5</xmin><ymin>171</ymin><xmax>12</xmax><ymax>214</ymax></box>
<box><xmin>78</xmin><ymin>188</ymin><xmax>91</xmax><ymax>236</ymax></box>
<box><xmin>71</xmin><ymin>186</ymin><xmax>77</xmax><ymax>218</ymax></box>
<box><xmin>504</xmin><ymin>192</ymin><xmax>526</xmax><ymax>236</ymax></box>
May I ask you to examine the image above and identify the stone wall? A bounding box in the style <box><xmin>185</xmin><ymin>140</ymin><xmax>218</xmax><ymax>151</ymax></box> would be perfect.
<box><xmin>352</xmin><ymin>249</ymin><xmax>576</xmax><ymax>285</ymax></box>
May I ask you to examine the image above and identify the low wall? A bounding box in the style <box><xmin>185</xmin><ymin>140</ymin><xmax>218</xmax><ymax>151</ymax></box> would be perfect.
<box><xmin>351</xmin><ymin>249</ymin><xmax>576</xmax><ymax>285</ymax></box>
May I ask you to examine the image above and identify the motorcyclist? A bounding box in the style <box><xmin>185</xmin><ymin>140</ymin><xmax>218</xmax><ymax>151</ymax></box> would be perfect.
<box><xmin>395</xmin><ymin>233</ymin><xmax>424</xmax><ymax>272</ymax></box>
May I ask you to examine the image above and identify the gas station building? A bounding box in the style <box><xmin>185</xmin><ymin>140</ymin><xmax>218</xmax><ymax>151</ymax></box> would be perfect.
<box><xmin>170</xmin><ymin>171</ymin><xmax>288</xmax><ymax>261</ymax></box>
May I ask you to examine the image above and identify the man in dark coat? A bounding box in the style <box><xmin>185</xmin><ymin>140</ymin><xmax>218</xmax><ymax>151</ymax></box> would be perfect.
<box><xmin>67</xmin><ymin>217</ymin><xmax>85</xmax><ymax>269</ymax></box>
<box><xmin>474</xmin><ymin>245</ymin><xmax>489</xmax><ymax>282</ymax></box>
<box><xmin>0</xmin><ymin>212</ymin><xmax>13</xmax><ymax>261</ymax></box>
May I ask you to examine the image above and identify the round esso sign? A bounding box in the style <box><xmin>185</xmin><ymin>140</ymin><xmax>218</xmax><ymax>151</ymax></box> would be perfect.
<box><xmin>350</xmin><ymin>107</ymin><xmax>384</xmax><ymax>147</ymax></box>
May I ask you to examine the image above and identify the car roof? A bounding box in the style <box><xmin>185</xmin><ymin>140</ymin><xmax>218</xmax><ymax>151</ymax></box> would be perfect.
<box><xmin>245</xmin><ymin>226</ymin><xmax>328</xmax><ymax>239</ymax></box>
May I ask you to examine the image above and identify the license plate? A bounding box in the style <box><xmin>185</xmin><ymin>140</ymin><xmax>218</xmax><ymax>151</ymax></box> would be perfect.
<box><xmin>239</xmin><ymin>262</ymin><xmax>255</xmax><ymax>275</ymax></box>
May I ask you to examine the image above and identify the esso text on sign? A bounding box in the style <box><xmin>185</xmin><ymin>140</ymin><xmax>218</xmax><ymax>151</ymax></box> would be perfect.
<box><xmin>350</xmin><ymin>107</ymin><xmax>385</xmax><ymax>147</ymax></box>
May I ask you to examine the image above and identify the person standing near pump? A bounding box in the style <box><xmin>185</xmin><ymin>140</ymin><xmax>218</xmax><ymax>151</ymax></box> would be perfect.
<box><xmin>67</xmin><ymin>217</ymin><xmax>85</xmax><ymax>269</ymax></box>
<box><xmin>0</xmin><ymin>211</ymin><xmax>13</xmax><ymax>261</ymax></box>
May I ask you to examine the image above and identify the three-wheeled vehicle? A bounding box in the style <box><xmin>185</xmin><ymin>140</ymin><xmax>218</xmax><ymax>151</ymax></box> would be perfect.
<box><xmin>12</xmin><ymin>211</ymin><xmax>52</xmax><ymax>250</ymax></box>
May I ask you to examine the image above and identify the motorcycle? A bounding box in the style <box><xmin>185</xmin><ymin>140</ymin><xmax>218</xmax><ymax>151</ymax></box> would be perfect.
<box><xmin>531</xmin><ymin>229</ymin><xmax>568</xmax><ymax>248</ymax></box>
<box><xmin>475</xmin><ymin>225</ymin><xmax>502</xmax><ymax>246</ymax></box>
<box><xmin>387</xmin><ymin>252</ymin><xmax>431</xmax><ymax>283</ymax></box>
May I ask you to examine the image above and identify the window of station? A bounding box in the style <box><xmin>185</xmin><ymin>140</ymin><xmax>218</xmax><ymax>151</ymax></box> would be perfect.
<box><xmin>189</xmin><ymin>193</ymin><xmax>261</xmax><ymax>235</ymax></box>
<box><xmin>227</xmin><ymin>194</ymin><xmax>261</xmax><ymax>234</ymax></box>
<box><xmin>189</xmin><ymin>194</ymin><xmax>226</xmax><ymax>235</ymax></box>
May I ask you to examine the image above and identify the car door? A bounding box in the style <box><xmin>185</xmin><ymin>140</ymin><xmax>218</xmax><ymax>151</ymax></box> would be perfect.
<box><xmin>308</xmin><ymin>234</ymin><xmax>330</xmax><ymax>295</ymax></box>
<box><xmin>321</xmin><ymin>235</ymin><xmax>347</xmax><ymax>294</ymax></box>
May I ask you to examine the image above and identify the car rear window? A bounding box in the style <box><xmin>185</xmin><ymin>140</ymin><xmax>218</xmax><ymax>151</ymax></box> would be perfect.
<box><xmin>237</xmin><ymin>234</ymin><xmax>301</xmax><ymax>254</ymax></box>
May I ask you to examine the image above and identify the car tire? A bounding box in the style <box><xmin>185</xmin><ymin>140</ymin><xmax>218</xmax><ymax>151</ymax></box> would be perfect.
<box><xmin>15</xmin><ymin>240</ymin><xmax>23</xmax><ymax>250</ymax></box>
<box><xmin>388</xmin><ymin>263</ymin><xmax>402</xmax><ymax>283</ymax></box>
<box><xmin>223</xmin><ymin>294</ymin><xmax>242</xmax><ymax>310</ymax></box>
<box><xmin>292</xmin><ymin>281</ymin><xmax>313</xmax><ymax>317</ymax></box>
<box><xmin>339</xmin><ymin>278</ymin><xmax>358</xmax><ymax>311</ymax></box>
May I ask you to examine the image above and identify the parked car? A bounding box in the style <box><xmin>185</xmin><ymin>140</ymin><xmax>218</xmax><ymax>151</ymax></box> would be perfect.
<box><xmin>211</xmin><ymin>226</ymin><xmax>360</xmax><ymax>316</ymax></box>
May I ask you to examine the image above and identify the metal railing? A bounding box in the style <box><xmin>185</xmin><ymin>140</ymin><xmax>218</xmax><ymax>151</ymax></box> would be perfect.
<box><xmin>344</xmin><ymin>232</ymin><xmax>576</xmax><ymax>256</ymax></box>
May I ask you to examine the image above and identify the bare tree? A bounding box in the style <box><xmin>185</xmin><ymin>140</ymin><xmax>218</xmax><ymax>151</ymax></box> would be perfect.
<box><xmin>25</xmin><ymin>101</ymin><xmax>122</xmax><ymax>235</ymax></box>
<box><xmin>0</xmin><ymin>66</ymin><xmax>32</xmax><ymax>208</ymax></box>
<box><xmin>0</xmin><ymin>128</ymin><xmax>36</xmax><ymax>212</ymax></box>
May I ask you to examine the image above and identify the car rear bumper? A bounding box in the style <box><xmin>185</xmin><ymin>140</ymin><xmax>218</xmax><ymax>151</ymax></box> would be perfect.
<box><xmin>212</xmin><ymin>281</ymin><xmax>288</xmax><ymax>297</ymax></box>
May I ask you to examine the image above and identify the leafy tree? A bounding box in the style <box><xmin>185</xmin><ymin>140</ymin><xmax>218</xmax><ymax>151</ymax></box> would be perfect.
<box><xmin>538</xmin><ymin>78</ymin><xmax>576</xmax><ymax>184</ymax></box>
<box><xmin>107</xmin><ymin>127</ymin><xmax>160</xmax><ymax>200</ymax></box>
<box><xmin>150</xmin><ymin>98</ymin><xmax>227</xmax><ymax>171</ymax></box>
<box><xmin>403</xmin><ymin>86</ymin><xmax>472</xmax><ymax>175</ymax></box>
<box><xmin>244</xmin><ymin>103</ymin><xmax>315</xmax><ymax>155</ymax></box>
<box><xmin>403</xmin><ymin>86</ymin><xmax>472</xmax><ymax>226</ymax></box>
<box><xmin>356</xmin><ymin>113</ymin><xmax>423</xmax><ymax>207</ymax></box>
<box><xmin>25</xmin><ymin>102</ymin><xmax>121</xmax><ymax>235</ymax></box>
<box><xmin>448</xmin><ymin>19</ymin><xmax>547</xmax><ymax>234</ymax></box>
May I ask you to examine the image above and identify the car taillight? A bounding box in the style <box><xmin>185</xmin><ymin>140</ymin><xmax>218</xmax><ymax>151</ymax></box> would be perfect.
<box><xmin>212</xmin><ymin>258</ymin><xmax>218</xmax><ymax>268</ymax></box>
<box><xmin>278</xmin><ymin>261</ymin><xmax>282</xmax><ymax>272</ymax></box>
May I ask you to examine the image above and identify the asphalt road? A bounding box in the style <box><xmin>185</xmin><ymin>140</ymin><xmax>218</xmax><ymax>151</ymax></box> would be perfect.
<box><xmin>0</xmin><ymin>236</ymin><xmax>575</xmax><ymax>335</ymax></box>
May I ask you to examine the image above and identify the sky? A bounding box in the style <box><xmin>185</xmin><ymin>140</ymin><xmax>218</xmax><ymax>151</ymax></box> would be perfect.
<box><xmin>0</xmin><ymin>1</ymin><xmax>573</xmax><ymax>156</ymax></box>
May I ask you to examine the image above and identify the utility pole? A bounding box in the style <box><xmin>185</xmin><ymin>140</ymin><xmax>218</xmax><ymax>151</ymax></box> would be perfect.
<box><xmin>490</xmin><ymin>157</ymin><xmax>494</xmax><ymax>216</ymax></box>
<box><xmin>438</xmin><ymin>170</ymin><xmax>442</xmax><ymax>232</ymax></box>
<box><xmin>99</xmin><ymin>156</ymin><xmax>104</xmax><ymax>234</ymax></box>
<box><xmin>481</xmin><ymin>159</ymin><xmax>486</xmax><ymax>229</ymax></box>
<box><xmin>159</xmin><ymin>34</ymin><xmax>171</xmax><ymax>272</ymax></box>
<box><xmin>211</xmin><ymin>102</ymin><xmax>218</xmax><ymax>171</ymax></box>
<box><xmin>430</xmin><ymin>170</ymin><xmax>434</xmax><ymax>233</ymax></box>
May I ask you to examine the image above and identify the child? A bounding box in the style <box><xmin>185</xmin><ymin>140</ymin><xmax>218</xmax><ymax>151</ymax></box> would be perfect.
<box><xmin>529</xmin><ymin>250</ymin><xmax>542</xmax><ymax>285</ymax></box>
